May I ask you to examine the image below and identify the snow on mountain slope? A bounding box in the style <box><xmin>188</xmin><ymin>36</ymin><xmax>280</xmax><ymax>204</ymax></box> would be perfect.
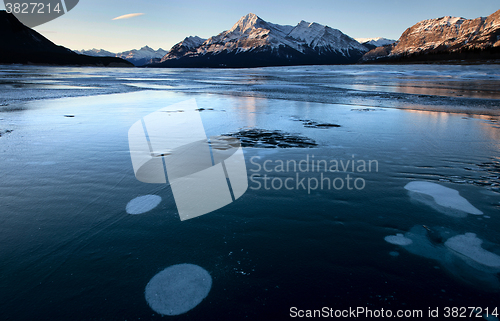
<box><xmin>160</xmin><ymin>36</ymin><xmax>206</xmax><ymax>60</ymax></box>
<box><xmin>391</xmin><ymin>9</ymin><xmax>500</xmax><ymax>56</ymax></box>
<box><xmin>179</xmin><ymin>36</ymin><xmax>206</xmax><ymax>49</ymax></box>
<box><xmin>360</xmin><ymin>9</ymin><xmax>500</xmax><ymax>62</ymax></box>
<box><xmin>76</xmin><ymin>49</ymin><xmax>115</xmax><ymax>57</ymax></box>
<box><xmin>117</xmin><ymin>46</ymin><xmax>167</xmax><ymax>61</ymax></box>
<box><xmin>288</xmin><ymin>20</ymin><xmax>368</xmax><ymax>53</ymax></box>
<box><xmin>159</xmin><ymin>13</ymin><xmax>367</xmax><ymax>67</ymax></box>
<box><xmin>192</xmin><ymin>13</ymin><xmax>301</xmax><ymax>54</ymax></box>
<box><xmin>77</xmin><ymin>46</ymin><xmax>167</xmax><ymax>66</ymax></box>
<box><xmin>355</xmin><ymin>37</ymin><xmax>396</xmax><ymax>47</ymax></box>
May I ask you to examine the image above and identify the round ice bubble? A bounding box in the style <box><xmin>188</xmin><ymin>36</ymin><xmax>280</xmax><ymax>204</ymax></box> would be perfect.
<box><xmin>126</xmin><ymin>195</ymin><xmax>162</xmax><ymax>214</ymax></box>
<box><xmin>384</xmin><ymin>233</ymin><xmax>413</xmax><ymax>246</ymax></box>
<box><xmin>145</xmin><ymin>263</ymin><xmax>212</xmax><ymax>316</ymax></box>
<box><xmin>404</xmin><ymin>181</ymin><xmax>482</xmax><ymax>215</ymax></box>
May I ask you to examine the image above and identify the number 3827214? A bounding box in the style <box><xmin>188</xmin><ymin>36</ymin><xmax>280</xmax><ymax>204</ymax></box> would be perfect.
<box><xmin>5</xmin><ymin>3</ymin><xmax>62</xmax><ymax>14</ymax></box>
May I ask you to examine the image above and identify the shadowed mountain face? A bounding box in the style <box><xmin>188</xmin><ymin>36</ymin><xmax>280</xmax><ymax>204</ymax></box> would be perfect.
<box><xmin>362</xmin><ymin>9</ymin><xmax>500</xmax><ymax>63</ymax></box>
<box><xmin>152</xmin><ymin>13</ymin><xmax>368</xmax><ymax>68</ymax></box>
<box><xmin>0</xmin><ymin>10</ymin><xmax>133</xmax><ymax>66</ymax></box>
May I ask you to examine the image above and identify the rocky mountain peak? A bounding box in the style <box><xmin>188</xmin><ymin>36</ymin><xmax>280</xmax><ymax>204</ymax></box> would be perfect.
<box><xmin>228</xmin><ymin>13</ymin><xmax>267</xmax><ymax>34</ymax></box>
<box><xmin>156</xmin><ymin>13</ymin><xmax>367</xmax><ymax>67</ymax></box>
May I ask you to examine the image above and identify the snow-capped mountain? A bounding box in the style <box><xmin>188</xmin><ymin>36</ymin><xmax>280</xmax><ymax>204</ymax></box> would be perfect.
<box><xmin>161</xmin><ymin>36</ymin><xmax>206</xmax><ymax>60</ymax></box>
<box><xmin>76</xmin><ymin>48</ymin><xmax>115</xmax><ymax>57</ymax></box>
<box><xmin>288</xmin><ymin>20</ymin><xmax>368</xmax><ymax>54</ymax></box>
<box><xmin>355</xmin><ymin>37</ymin><xmax>396</xmax><ymax>47</ymax></box>
<box><xmin>77</xmin><ymin>46</ymin><xmax>167</xmax><ymax>66</ymax></box>
<box><xmin>155</xmin><ymin>13</ymin><xmax>368</xmax><ymax>68</ymax></box>
<box><xmin>391</xmin><ymin>10</ymin><xmax>500</xmax><ymax>56</ymax></box>
<box><xmin>180</xmin><ymin>36</ymin><xmax>206</xmax><ymax>49</ymax></box>
<box><xmin>362</xmin><ymin>9</ymin><xmax>500</xmax><ymax>62</ymax></box>
<box><xmin>116</xmin><ymin>46</ymin><xmax>168</xmax><ymax>66</ymax></box>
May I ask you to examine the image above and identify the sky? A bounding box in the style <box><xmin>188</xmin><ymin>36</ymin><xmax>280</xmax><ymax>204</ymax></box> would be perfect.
<box><xmin>2</xmin><ymin>0</ymin><xmax>499</xmax><ymax>52</ymax></box>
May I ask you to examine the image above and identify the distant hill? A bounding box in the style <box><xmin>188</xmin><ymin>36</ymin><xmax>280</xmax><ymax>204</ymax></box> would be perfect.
<box><xmin>76</xmin><ymin>46</ymin><xmax>168</xmax><ymax>66</ymax></box>
<box><xmin>355</xmin><ymin>37</ymin><xmax>396</xmax><ymax>51</ymax></box>
<box><xmin>76</xmin><ymin>49</ymin><xmax>116</xmax><ymax>57</ymax></box>
<box><xmin>150</xmin><ymin>13</ymin><xmax>368</xmax><ymax>68</ymax></box>
<box><xmin>361</xmin><ymin>9</ymin><xmax>500</xmax><ymax>63</ymax></box>
<box><xmin>0</xmin><ymin>10</ymin><xmax>133</xmax><ymax>67</ymax></box>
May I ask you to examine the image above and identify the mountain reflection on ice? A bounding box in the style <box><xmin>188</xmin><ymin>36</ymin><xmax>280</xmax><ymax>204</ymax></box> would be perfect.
<box><xmin>2</xmin><ymin>64</ymin><xmax>500</xmax><ymax>115</ymax></box>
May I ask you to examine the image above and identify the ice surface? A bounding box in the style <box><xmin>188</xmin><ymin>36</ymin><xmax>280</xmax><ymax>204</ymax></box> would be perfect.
<box><xmin>2</xmin><ymin>65</ymin><xmax>500</xmax><ymax>115</ymax></box>
<box><xmin>125</xmin><ymin>195</ymin><xmax>162</xmax><ymax>214</ymax></box>
<box><xmin>145</xmin><ymin>264</ymin><xmax>212</xmax><ymax>316</ymax></box>
<box><xmin>445</xmin><ymin>233</ymin><xmax>500</xmax><ymax>268</ymax></box>
<box><xmin>404</xmin><ymin>181</ymin><xmax>483</xmax><ymax>215</ymax></box>
<box><xmin>1</xmin><ymin>65</ymin><xmax>500</xmax><ymax>319</ymax></box>
<box><xmin>384</xmin><ymin>233</ymin><xmax>413</xmax><ymax>246</ymax></box>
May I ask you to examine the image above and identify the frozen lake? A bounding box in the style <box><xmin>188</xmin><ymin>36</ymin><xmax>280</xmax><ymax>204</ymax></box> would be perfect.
<box><xmin>1</xmin><ymin>64</ymin><xmax>500</xmax><ymax>320</ymax></box>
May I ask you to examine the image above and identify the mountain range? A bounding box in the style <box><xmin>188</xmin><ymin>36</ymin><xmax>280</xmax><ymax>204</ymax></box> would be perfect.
<box><xmin>362</xmin><ymin>9</ymin><xmax>500</xmax><ymax>62</ymax></box>
<box><xmin>0</xmin><ymin>11</ymin><xmax>132</xmax><ymax>67</ymax></box>
<box><xmin>2</xmin><ymin>9</ymin><xmax>500</xmax><ymax>67</ymax></box>
<box><xmin>151</xmin><ymin>13</ymin><xmax>369</xmax><ymax>68</ymax></box>
<box><xmin>76</xmin><ymin>46</ymin><xmax>167</xmax><ymax>66</ymax></box>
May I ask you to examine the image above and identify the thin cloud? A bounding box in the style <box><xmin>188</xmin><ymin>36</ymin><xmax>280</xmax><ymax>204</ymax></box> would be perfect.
<box><xmin>112</xmin><ymin>13</ymin><xmax>145</xmax><ymax>20</ymax></box>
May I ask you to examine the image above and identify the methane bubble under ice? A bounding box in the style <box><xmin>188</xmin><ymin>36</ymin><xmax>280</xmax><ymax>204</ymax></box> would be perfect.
<box><xmin>384</xmin><ymin>234</ymin><xmax>413</xmax><ymax>246</ymax></box>
<box><xmin>126</xmin><ymin>195</ymin><xmax>162</xmax><ymax>214</ymax></box>
<box><xmin>404</xmin><ymin>181</ymin><xmax>483</xmax><ymax>216</ymax></box>
<box><xmin>145</xmin><ymin>263</ymin><xmax>212</xmax><ymax>316</ymax></box>
<box><xmin>445</xmin><ymin>233</ymin><xmax>500</xmax><ymax>268</ymax></box>
<box><xmin>389</xmin><ymin>226</ymin><xmax>500</xmax><ymax>291</ymax></box>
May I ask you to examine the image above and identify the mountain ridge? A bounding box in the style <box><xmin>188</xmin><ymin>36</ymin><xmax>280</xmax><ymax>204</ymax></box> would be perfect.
<box><xmin>355</xmin><ymin>37</ymin><xmax>396</xmax><ymax>47</ymax></box>
<box><xmin>76</xmin><ymin>46</ymin><xmax>167</xmax><ymax>66</ymax></box>
<box><xmin>362</xmin><ymin>9</ymin><xmax>500</xmax><ymax>63</ymax></box>
<box><xmin>355</xmin><ymin>37</ymin><xmax>396</xmax><ymax>51</ymax></box>
<box><xmin>152</xmin><ymin>13</ymin><xmax>368</xmax><ymax>68</ymax></box>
